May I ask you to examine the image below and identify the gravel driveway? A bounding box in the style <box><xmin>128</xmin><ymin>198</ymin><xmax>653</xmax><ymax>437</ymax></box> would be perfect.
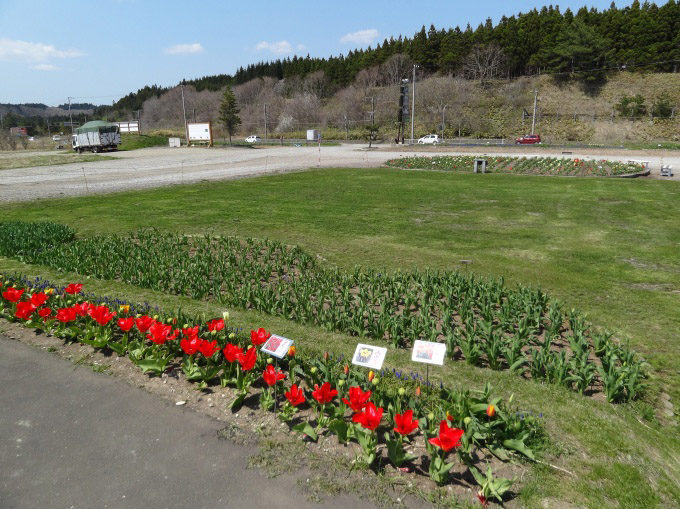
<box><xmin>1</xmin><ymin>144</ymin><xmax>677</xmax><ymax>203</ymax></box>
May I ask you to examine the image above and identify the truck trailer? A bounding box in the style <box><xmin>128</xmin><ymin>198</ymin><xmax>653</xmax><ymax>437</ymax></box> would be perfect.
<box><xmin>72</xmin><ymin>120</ymin><xmax>121</xmax><ymax>153</ymax></box>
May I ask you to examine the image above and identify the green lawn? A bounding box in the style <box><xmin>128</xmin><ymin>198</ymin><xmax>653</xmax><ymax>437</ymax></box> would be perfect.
<box><xmin>1</xmin><ymin>167</ymin><xmax>679</xmax><ymax>507</ymax></box>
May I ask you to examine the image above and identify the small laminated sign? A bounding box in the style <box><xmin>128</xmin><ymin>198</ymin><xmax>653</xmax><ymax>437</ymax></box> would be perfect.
<box><xmin>261</xmin><ymin>334</ymin><xmax>294</xmax><ymax>359</ymax></box>
<box><xmin>411</xmin><ymin>340</ymin><xmax>446</xmax><ymax>366</ymax></box>
<box><xmin>351</xmin><ymin>343</ymin><xmax>387</xmax><ymax>370</ymax></box>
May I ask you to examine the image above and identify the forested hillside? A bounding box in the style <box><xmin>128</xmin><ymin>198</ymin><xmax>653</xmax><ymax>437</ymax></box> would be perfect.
<box><xmin>98</xmin><ymin>0</ymin><xmax>680</xmax><ymax>120</ymax></box>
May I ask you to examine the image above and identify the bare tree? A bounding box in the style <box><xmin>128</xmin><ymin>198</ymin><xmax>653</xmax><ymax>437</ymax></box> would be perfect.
<box><xmin>462</xmin><ymin>45</ymin><xmax>506</xmax><ymax>83</ymax></box>
<box><xmin>379</xmin><ymin>53</ymin><xmax>412</xmax><ymax>86</ymax></box>
<box><xmin>354</xmin><ymin>66</ymin><xmax>380</xmax><ymax>90</ymax></box>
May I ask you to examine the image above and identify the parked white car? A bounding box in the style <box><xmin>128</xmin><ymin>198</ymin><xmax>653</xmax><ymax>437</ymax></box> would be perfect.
<box><xmin>245</xmin><ymin>135</ymin><xmax>261</xmax><ymax>143</ymax></box>
<box><xmin>417</xmin><ymin>134</ymin><xmax>441</xmax><ymax>144</ymax></box>
<box><xmin>52</xmin><ymin>134</ymin><xmax>61</xmax><ymax>141</ymax></box>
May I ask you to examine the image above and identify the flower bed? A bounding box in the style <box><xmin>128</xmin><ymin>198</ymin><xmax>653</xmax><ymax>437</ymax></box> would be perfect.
<box><xmin>385</xmin><ymin>155</ymin><xmax>647</xmax><ymax>177</ymax></box>
<box><xmin>0</xmin><ymin>221</ymin><xmax>647</xmax><ymax>403</ymax></box>
<box><xmin>0</xmin><ymin>274</ymin><xmax>547</xmax><ymax>506</ymax></box>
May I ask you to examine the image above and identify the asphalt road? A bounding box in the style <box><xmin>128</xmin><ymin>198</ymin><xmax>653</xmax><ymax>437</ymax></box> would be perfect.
<box><xmin>0</xmin><ymin>337</ymin><xmax>372</xmax><ymax>509</ymax></box>
<box><xmin>1</xmin><ymin>144</ymin><xmax>678</xmax><ymax>203</ymax></box>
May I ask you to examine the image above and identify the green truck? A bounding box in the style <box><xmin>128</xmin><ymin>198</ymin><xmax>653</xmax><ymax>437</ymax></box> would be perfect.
<box><xmin>71</xmin><ymin>120</ymin><xmax>121</xmax><ymax>153</ymax></box>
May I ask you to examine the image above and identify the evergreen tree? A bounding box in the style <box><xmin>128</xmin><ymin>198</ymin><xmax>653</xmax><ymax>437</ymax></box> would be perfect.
<box><xmin>218</xmin><ymin>85</ymin><xmax>241</xmax><ymax>145</ymax></box>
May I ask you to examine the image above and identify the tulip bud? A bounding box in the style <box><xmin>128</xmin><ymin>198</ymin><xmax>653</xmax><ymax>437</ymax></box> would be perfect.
<box><xmin>343</xmin><ymin>364</ymin><xmax>349</xmax><ymax>376</ymax></box>
<box><xmin>486</xmin><ymin>404</ymin><xmax>496</xmax><ymax>418</ymax></box>
<box><xmin>153</xmin><ymin>315</ymin><xmax>159</xmax><ymax>320</ymax></box>
<box><xmin>183</xmin><ymin>323</ymin><xmax>189</xmax><ymax>329</ymax></box>
<box><xmin>337</xmin><ymin>379</ymin><xmax>345</xmax><ymax>387</ymax></box>
<box><xmin>323</xmin><ymin>351</ymin><xmax>329</xmax><ymax>362</ymax></box>
<box><xmin>427</xmin><ymin>412</ymin><xmax>434</xmax><ymax>421</ymax></box>
<box><xmin>288</xmin><ymin>345</ymin><xmax>296</xmax><ymax>357</ymax></box>
<box><xmin>222</xmin><ymin>311</ymin><xmax>230</xmax><ymax>321</ymax></box>
<box><xmin>463</xmin><ymin>416</ymin><xmax>472</xmax><ymax>425</ymax></box>
<box><xmin>228</xmin><ymin>332</ymin><xmax>235</xmax><ymax>339</ymax></box>
<box><xmin>267</xmin><ymin>358</ymin><xmax>273</xmax><ymax>364</ymax></box>
<box><xmin>166</xmin><ymin>318</ymin><xmax>173</xmax><ymax>324</ymax></box>
<box><xmin>211</xmin><ymin>330</ymin><xmax>217</xmax><ymax>336</ymax></box>
<box><xmin>368</xmin><ymin>370</ymin><xmax>374</xmax><ymax>382</ymax></box>
<box><xmin>508</xmin><ymin>393</ymin><xmax>514</xmax><ymax>404</ymax></box>
<box><xmin>415</xmin><ymin>386</ymin><xmax>421</xmax><ymax>397</ymax></box>
<box><xmin>371</xmin><ymin>377</ymin><xmax>379</xmax><ymax>386</ymax></box>
<box><xmin>398</xmin><ymin>387</ymin><xmax>405</xmax><ymax>396</ymax></box>
<box><xmin>446</xmin><ymin>411</ymin><xmax>454</xmax><ymax>421</ymax></box>
<box><xmin>310</xmin><ymin>366</ymin><xmax>317</xmax><ymax>374</ymax></box>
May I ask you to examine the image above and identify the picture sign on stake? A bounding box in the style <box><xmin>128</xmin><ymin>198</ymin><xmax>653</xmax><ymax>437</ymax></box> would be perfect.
<box><xmin>351</xmin><ymin>343</ymin><xmax>387</xmax><ymax>370</ymax></box>
<box><xmin>261</xmin><ymin>334</ymin><xmax>294</xmax><ymax>359</ymax></box>
<box><xmin>411</xmin><ymin>340</ymin><xmax>446</xmax><ymax>366</ymax></box>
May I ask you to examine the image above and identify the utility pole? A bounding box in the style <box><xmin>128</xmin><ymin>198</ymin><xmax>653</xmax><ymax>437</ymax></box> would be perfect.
<box><xmin>180</xmin><ymin>84</ymin><xmax>189</xmax><ymax>145</ymax></box>
<box><xmin>410</xmin><ymin>64</ymin><xmax>418</xmax><ymax>143</ymax></box>
<box><xmin>193</xmin><ymin>107</ymin><xmax>196</xmax><ymax>123</ymax></box>
<box><xmin>68</xmin><ymin>96</ymin><xmax>74</xmax><ymax>135</ymax></box>
<box><xmin>264</xmin><ymin>103</ymin><xmax>268</xmax><ymax>141</ymax></box>
<box><xmin>371</xmin><ymin>96</ymin><xmax>375</xmax><ymax>126</ymax></box>
<box><xmin>441</xmin><ymin>104</ymin><xmax>447</xmax><ymax>140</ymax></box>
<box><xmin>531</xmin><ymin>90</ymin><xmax>538</xmax><ymax>135</ymax></box>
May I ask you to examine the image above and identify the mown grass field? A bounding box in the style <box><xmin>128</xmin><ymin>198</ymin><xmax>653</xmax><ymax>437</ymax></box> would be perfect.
<box><xmin>0</xmin><ymin>152</ymin><xmax>115</xmax><ymax>170</ymax></box>
<box><xmin>1</xmin><ymin>168</ymin><xmax>678</xmax><ymax>507</ymax></box>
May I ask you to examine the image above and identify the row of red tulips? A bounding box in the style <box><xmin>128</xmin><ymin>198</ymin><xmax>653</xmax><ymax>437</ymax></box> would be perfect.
<box><xmin>1</xmin><ymin>278</ymin><xmax>540</xmax><ymax>506</ymax></box>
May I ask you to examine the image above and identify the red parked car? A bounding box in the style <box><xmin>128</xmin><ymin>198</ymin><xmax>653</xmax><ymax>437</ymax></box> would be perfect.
<box><xmin>515</xmin><ymin>134</ymin><xmax>541</xmax><ymax>144</ymax></box>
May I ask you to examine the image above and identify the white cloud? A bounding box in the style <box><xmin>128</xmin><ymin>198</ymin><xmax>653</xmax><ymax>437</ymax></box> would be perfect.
<box><xmin>164</xmin><ymin>43</ymin><xmax>204</xmax><ymax>55</ymax></box>
<box><xmin>340</xmin><ymin>28</ymin><xmax>379</xmax><ymax>45</ymax></box>
<box><xmin>296</xmin><ymin>44</ymin><xmax>306</xmax><ymax>51</ymax></box>
<box><xmin>31</xmin><ymin>63</ymin><xmax>59</xmax><ymax>71</ymax></box>
<box><xmin>0</xmin><ymin>38</ymin><xmax>84</xmax><ymax>62</ymax></box>
<box><xmin>255</xmin><ymin>40</ymin><xmax>293</xmax><ymax>55</ymax></box>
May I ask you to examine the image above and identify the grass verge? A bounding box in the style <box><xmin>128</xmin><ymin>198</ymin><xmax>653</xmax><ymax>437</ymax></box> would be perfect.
<box><xmin>0</xmin><ymin>152</ymin><xmax>116</xmax><ymax>170</ymax></box>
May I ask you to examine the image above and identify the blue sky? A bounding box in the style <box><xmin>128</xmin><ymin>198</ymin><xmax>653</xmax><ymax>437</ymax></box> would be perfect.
<box><xmin>0</xmin><ymin>0</ymin><xmax>633</xmax><ymax>105</ymax></box>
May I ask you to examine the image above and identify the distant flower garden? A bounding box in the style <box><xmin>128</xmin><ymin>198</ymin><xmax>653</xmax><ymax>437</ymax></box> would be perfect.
<box><xmin>386</xmin><ymin>155</ymin><xmax>647</xmax><ymax>177</ymax></box>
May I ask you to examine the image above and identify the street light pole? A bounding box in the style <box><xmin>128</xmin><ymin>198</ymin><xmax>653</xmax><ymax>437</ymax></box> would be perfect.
<box><xmin>441</xmin><ymin>104</ymin><xmax>447</xmax><ymax>140</ymax></box>
<box><xmin>180</xmin><ymin>84</ymin><xmax>189</xmax><ymax>145</ymax></box>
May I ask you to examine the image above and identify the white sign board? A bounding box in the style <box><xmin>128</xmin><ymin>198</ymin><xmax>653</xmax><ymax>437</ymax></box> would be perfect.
<box><xmin>169</xmin><ymin>137</ymin><xmax>181</xmax><ymax>148</ymax></box>
<box><xmin>116</xmin><ymin>121</ymin><xmax>140</xmax><ymax>133</ymax></box>
<box><xmin>261</xmin><ymin>334</ymin><xmax>294</xmax><ymax>359</ymax></box>
<box><xmin>306</xmin><ymin>129</ymin><xmax>320</xmax><ymax>142</ymax></box>
<box><xmin>187</xmin><ymin>122</ymin><xmax>212</xmax><ymax>142</ymax></box>
<box><xmin>411</xmin><ymin>340</ymin><xmax>446</xmax><ymax>366</ymax></box>
<box><xmin>351</xmin><ymin>343</ymin><xmax>387</xmax><ymax>370</ymax></box>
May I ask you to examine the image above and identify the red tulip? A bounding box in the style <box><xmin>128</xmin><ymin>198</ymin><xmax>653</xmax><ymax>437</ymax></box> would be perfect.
<box><xmin>352</xmin><ymin>402</ymin><xmax>384</xmax><ymax>431</ymax></box>
<box><xmin>250</xmin><ymin>328</ymin><xmax>271</xmax><ymax>346</ymax></box>
<box><xmin>146</xmin><ymin>322</ymin><xmax>172</xmax><ymax>344</ymax></box>
<box><xmin>64</xmin><ymin>283</ymin><xmax>83</xmax><ymax>295</ymax></box>
<box><xmin>428</xmin><ymin>420</ymin><xmax>464</xmax><ymax>452</ymax></box>
<box><xmin>394</xmin><ymin>409</ymin><xmax>419</xmax><ymax>436</ymax></box>
<box><xmin>180</xmin><ymin>336</ymin><xmax>202</xmax><ymax>355</ymax></box>
<box><xmin>262</xmin><ymin>364</ymin><xmax>286</xmax><ymax>386</ymax></box>
<box><xmin>38</xmin><ymin>307</ymin><xmax>53</xmax><ymax>320</ymax></box>
<box><xmin>117</xmin><ymin>317</ymin><xmax>134</xmax><ymax>332</ymax></box>
<box><xmin>285</xmin><ymin>384</ymin><xmax>306</xmax><ymax>406</ymax></box>
<box><xmin>56</xmin><ymin>307</ymin><xmax>77</xmax><ymax>323</ymax></box>
<box><xmin>135</xmin><ymin>315</ymin><xmax>155</xmax><ymax>333</ymax></box>
<box><xmin>15</xmin><ymin>301</ymin><xmax>36</xmax><ymax>320</ymax></box>
<box><xmin>30</xmin><ymin>292</ymin><xmax>49</xmax><ymax>307</ymax></box>
<box><xmin>486</xmin><ymin>404</ymin><xmax>496</xmax><ymax>418</ymax></box>
<box><xmin>343</xmin><ymin>364</ymin><xmax>349</xmax><ymax>376</ymax></box>
<box><xmin>73</xmin><ymin>302</ymin><xmax>91</xmax><ymax>317</ymax></box>
<box><xmin>312</xmin><ymin>382</ymin><xmax>338</xmax><ymax>404</ymax></box>
<box><xmin>207</xmin><ymin>319</ymin><xmax>225</xmax><ymax>332</ymax></box>
<box><xmin>199</xmin><ymin>339</ymin><xmax>219</xmax><ymax>358</ymax></box>
<box><xmin>90</xmin><ymin>305</ymin><xmax>115</xmax><ymax>326</ymax></box>
<box><xmin>236</xmin><ymin>346</ymin><xmax>257</xmax><ymax>371</ymax></box>
<box><xmin>342</xmin><ymin>386</ymin><xmax>372</xmax><ymax>412</ymax></box>
<box><xmin>477</xmin><ymin>493</ymin><xmax>488</xmax><ymax>507</ymax></box>
<box><xmin>223</xmin><ymin>343</ymin><xmax>243</xmax><ymax>363</ymax></box>
<box><xmin>2</xmin><ymin>287</ymin><xmax>24</xmax><ymax>302</ymax></box>
<box><xmin>182</xmin><ymin>325</ymin><xmax>200</xmax><ymax>338</ymax></box>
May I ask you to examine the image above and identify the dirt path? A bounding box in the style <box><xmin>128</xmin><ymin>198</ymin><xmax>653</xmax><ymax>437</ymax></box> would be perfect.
<box><xmin>0</xmin><ymin>335</ymin><xmax>375</xmax><ymax>509</ymax></box>
<box><xmin>1</xmin><ymin>144</ymin><xmax>678</xmax><ymax>203</ymax></box>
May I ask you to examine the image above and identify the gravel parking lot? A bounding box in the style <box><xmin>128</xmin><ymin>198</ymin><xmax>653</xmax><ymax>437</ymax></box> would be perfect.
<box><xmin>1</xmin><ymin>144</ymin><xmax>677</xmax><ymax>202</ymax></box>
